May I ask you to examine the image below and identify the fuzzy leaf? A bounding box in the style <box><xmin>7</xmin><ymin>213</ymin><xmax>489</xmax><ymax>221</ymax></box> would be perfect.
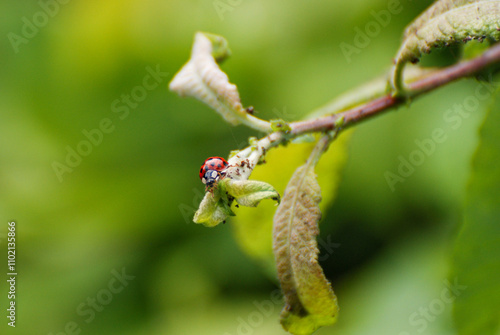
<box><xmin>222</xmin><ymin>179</ymin><xmax>280</xmax><ymax>207</ymax></box>
<box><xmin>193</xmin><ymin>191</ymin><xmax>234</xmax><ymax>228</ymax></box>
<box><xmin>169</xmin><ymin>32</ymin><xmax>246</xmax><ymax>125</ymax></box>
<box><xmin>450</xmin><ymin>88</ymin><xmax>500</xmax><ymax>334</ymax></box>
<box><xmin>169</xmin><ymin>32</ymin><xmax>271</xmax><ymax>132</ymax></box>
<box><xmin>402</xmin><ymin>0</ymin><xmax>478</xmax><ymax>40</ymax></box>
<box><xmin>273</xmin><ymin>138</ymin><xmax>339</xmax><ymax>335</ymax></box>
<box><xmin>391</xmin><ymin>0</ymin><xmax>500</xmax><ymax>91</ymax></box>
<box><xmin>232</xmin><ymin>133</ymin><xmax>350</xmax><ymax>275</ymax></box>
<box><xmin>193</xmin><ymin>178</ymin><xmax>279</xmax><ymax>227</ymax></box>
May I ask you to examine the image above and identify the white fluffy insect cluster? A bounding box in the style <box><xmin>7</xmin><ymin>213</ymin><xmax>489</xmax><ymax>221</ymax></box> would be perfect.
<box><xmin>225</xmin><ymin>132</ymin><xmax>283</xmax><ymax>181</ymax></box>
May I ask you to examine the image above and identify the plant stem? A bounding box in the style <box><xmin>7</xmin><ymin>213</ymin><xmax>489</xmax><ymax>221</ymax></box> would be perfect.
<box><xmin>291</xmin><ymin>42</ymin><xmax>500</xmax><ymax>136</ymax></box>
<box><xmin>230</xmin><ymin>43</ymin><xmax>500</xmax><ymax>180</ymax></box>
<box><xmin>308</xmin><ymin>131</ymin><xmax>338</xmax><ymax>167</ymax></box>
<box><xmin>240</xmin><ymin>113</ymin><xmax>273</xmax><ymax>133</ymax></box>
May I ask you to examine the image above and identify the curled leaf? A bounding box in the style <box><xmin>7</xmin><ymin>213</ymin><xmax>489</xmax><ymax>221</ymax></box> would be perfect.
<box><xmin>402</xmin><ymin>0</ymin><xmax>477</xmax><ymax>40</ymax></box>
<box><xmin>193</xmin><ymin>191</ymin><xmax>234</xmax><ymax>228</ymax></box>
<box><xmin>202</xmin><ymin>32</ymin><xmax>232</xmax><ymax>63</ymax></box>
<box><xmin>193</xmin><ymin>178</ymin><xmax>280</xmax><ymax>227</ymax></box>
<box><xmin>391</xmin><ymin>0</ymin><xmax>500</xmax><ymax>93</ymax></box>
<box><xmin>169</xmin><ymin>32</ymin><xmax>242</xmax><ymax>124</ymax></box>
<box><xmin>273</xmin><ymin>135</ymin><xmax>339</xmax><ymax>335</ymax></box>
<box><xmin>231</xmin><ymin>132</ymin><xmax>350</xmax><ymax>277</ymax></box>
<box><xmin>222</xmin><ymin>179</ymin><xmax>280</xmax><ymax>207</ymax></box>
<box><xmin>169</xmin><ymin>32</ymin><xmax>271</xmax><ymax>132</ymax></box>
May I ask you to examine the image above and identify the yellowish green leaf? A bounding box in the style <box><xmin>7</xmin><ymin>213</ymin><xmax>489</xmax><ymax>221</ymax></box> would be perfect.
<box><xmin>169</xmin><ymin>32</ymin><xmax>243</xmax><ymax>125</ymax></box>
<box><xmin>273</xmin><ymin>135</ymin><xmax>339</xmax><ymax>335</ymax></box>
<box><xmin>231</xmin><ymin>132</ymin><xmax>350</xmax><ymax>273</ymax></box>
<box><xmin>193</xmin><ymin>177</ymin><xmax>280</xmax><ymax>228</ymax></box>
<box><xmin>223</xmin><ymin>179</ymin><xmax>280</xmax><ymax>207</ymax></box>
<box><xmin>193</xmin><ymin>191</ymin><xmax>234</xmax><ymax>228</ymax></box>
<box><xmin>169</xmin><ymin>32</ymin><xmax>271</xmax><ymax>132</ymax></box>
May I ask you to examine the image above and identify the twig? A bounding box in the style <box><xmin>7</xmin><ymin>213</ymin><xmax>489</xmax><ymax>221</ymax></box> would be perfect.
<box><xmin>228</xmin><ymin>43</ymin><xmax>500</xmax><ymax>177</ymax></box>
<box><xmin>290</xmin><ymin>42</ymin><xmax>500</xmax><ymax>136</ymax></box>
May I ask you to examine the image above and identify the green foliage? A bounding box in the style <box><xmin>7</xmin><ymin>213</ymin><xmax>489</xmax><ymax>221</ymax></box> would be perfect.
<box><xmin>171</xmin><ymin>0</ymin><xmax>500</xmax><ymax>330</ymax></box>
<box><xmin>231</xmin><ymin>133</ymin><xmax>350</xmax><ymax>273</ymax></box>
<box><xmin>169</xmin><ymin>32</ymin><xmax>272</xmax><ymax>132</ymax></box>
<box><xmin>451</xmin><ymin>88</ymin><xmax>500</xmax><ymax>335</ymax></box>
<box><xmin>171</xmin><ymin>29</ymin><xmax>351</xmax><ymax>330</ymax></box>
<box><xmin>273</xmin><ymin>135</ymin><xmax>339</xmax><ymax>335</ymax></box>
<box><xmin>193</xmin><ymin>187</ymin><xmax>235</xmax><ymax>228</ymax></box>
<box><xmin>5</xmin><ymin>0</ymin><xmax>500</xmax><ymax>334</ymax></box>
<box><xmin>202</xmin><ymin>32</ymin><xmax>232</xmax><ymax>63</ymax></box>
<box><xmin>224</xmin><ymin>179</ymin><xmax>280</xmax><ymax>207</ymax></box>
<box><xmin>193</xmin><ymin>178</ymin><xmax>279</xmax><ymax>227</ymax></box>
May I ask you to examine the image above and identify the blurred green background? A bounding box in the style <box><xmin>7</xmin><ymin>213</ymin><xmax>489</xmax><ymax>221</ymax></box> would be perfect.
<box><xmin>0</xmin><ymin>0</ymin><xmax>486</xmax><ymax>334</ymax></box>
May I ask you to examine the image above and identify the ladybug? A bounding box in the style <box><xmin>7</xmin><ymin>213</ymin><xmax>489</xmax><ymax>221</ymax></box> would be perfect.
<box><xmin>199</xmin><ymin>156</ymin><xmax>228</xmax><ymax>188</ymax></box>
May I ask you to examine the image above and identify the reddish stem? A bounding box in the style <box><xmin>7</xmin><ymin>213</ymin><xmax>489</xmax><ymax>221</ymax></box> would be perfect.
<box><xmin>290</xmin><ymin>42</ymin><xmax>500</xmax><ymax>135</ymax></box>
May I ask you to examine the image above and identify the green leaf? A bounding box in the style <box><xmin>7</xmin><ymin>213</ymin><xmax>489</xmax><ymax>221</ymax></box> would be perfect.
<box><xmin>169</xmin><ymin>32</ymin><xmax>243</xmax><ymax>125</ymax></box>
<box><xmin>272</xmin><ymin>135</ymin><xmax>339</xmax><ymax>335</ymax></box>
<box><xmin>450</xmin><ymin>87</ymin><xmax>500</xmax><ymax>334</ymax></box>
<box><xmin>222</xmin><ymin>179</ymin><xmax>280</xmax><ymax>207</ymax></box>
<box><xmin>169</xmin><ymin>32</ymin><xmax>271</xmax><ymax>132</ymax></box>
<box><xmin>193</xmin><ymin>178</ymin><xmax>279</xmax><ymax>228</ymax></box>
<box><xmin>391</xmin><ymin>0</ymin><xmax>500</xmax><ymax>93</ymax></box>
<box><xmin>193</xmin><ymin>191</ymin><xmax>234</xmax><ymax>228</ymax></box>
<box><xmin>201</xmin><ymin>32</ymin><xmax>232</xmax><ymax>63</ymax></box>
<box><xmin>231</xmin><ymin>132</ymin><xmax>350</xmax><ymax>274</ymax></box>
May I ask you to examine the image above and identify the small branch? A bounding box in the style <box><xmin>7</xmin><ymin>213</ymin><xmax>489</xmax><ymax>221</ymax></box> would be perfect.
<box><xmin>308</xmin><ymin>130</ymin><xmax>339</xmax><ymax>167</ymax></box>
<box><xmin>290</xmin><ymin>42</ymin><xmax>500</xmax><ymax>136</ymax></box>
<box><xmin>228</xmin><ymin>43</ymin><xmax>500</xmax><ymax>182</ymax></box>
<box><xmin>240</xmin><ymin>113</ymin><xmax>273</xmax><ymax>133</ymax></box>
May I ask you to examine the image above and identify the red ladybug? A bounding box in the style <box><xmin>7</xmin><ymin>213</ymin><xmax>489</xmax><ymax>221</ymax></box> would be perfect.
<box><xmin>199</xmin><ymin>156</ymin><xmax>228</xmax><ymax>187</ymax></box>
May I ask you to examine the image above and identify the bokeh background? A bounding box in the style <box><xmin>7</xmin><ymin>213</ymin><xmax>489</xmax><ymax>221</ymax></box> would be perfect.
<box><xmin>0</xmin><ymin>0</ymin><xmax>487</xmax><ymax>334</ymax></box>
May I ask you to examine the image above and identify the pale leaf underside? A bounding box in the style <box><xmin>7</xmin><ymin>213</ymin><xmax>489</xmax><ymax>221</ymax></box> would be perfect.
<box><xmin>273</xmin><ymin>160</ymin><xmax>338</xmax><ymax>335</ymax></box>
<box><xmin>403</xmin><ymin>0</ymin><xmax>479</xmax><ymax>39</ymax></box>
<box><xmin>224</xmin><ymin>179</ymin><xmax>280</xmax><ymax>207</ymax></box>
<box><xmin>169</xmin><ymin>32</ymin><xmax>245</xmax><ymax>125</ymax></box>
<box><xmin>392</xmin><ymin>0</ymin><xmax>500</xmax><ymax>90</ymax></box>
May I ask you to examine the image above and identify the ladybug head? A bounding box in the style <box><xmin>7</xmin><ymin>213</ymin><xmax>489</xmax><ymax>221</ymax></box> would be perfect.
<box><xmin>202</xmin><ymin>170</ymin><xmax>221</xmax><ymax>187</ymax></box>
